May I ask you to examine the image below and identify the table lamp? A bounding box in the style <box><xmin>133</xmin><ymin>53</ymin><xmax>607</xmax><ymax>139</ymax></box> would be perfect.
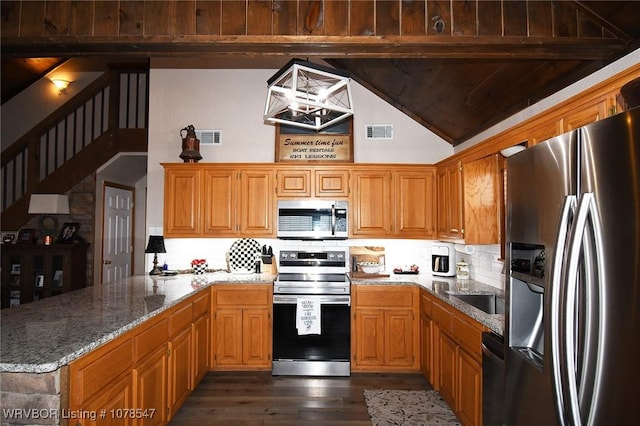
<box><xmin>145</xmin><ymin>235</ymin><xmax>166</xmax><ymax>275</ymax></box>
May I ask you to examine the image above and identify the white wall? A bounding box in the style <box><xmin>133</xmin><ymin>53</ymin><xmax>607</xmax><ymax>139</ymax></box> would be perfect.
<box><xmin>145</xmin><ymin>67</ymin><xmax>453</xmax><ymax>236</ymax></box>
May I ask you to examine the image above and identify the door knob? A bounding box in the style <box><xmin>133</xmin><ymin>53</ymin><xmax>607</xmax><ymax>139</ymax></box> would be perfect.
<box><xmin>104</xmin><ymin>260</ymin><xmax>112</xmax><ymax>265</ymax></box>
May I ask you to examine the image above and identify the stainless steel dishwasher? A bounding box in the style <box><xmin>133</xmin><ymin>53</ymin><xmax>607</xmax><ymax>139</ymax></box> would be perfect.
<box><xmin>482</xmin><ymin>331</ymin><xmax>505</xmax><ymax>426</ymax></box>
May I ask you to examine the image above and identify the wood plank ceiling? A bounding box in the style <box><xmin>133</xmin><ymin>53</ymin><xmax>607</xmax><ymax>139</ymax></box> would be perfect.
<box><xmin>2</xmin><ymin>0</ymin><xmax>639</xmax><ymax>145</ymax></box>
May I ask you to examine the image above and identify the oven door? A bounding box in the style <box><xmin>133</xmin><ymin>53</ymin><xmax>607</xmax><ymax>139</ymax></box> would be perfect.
<box><xmin>272</xmin><ymin>294</ymin><xmax>351</xmax><ymax>376</ymax></box>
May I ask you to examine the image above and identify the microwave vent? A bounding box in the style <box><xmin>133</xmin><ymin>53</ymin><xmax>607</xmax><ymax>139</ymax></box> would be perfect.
<box><xmin>365</xmin><ymin>124</ymin><xmax>394</xmax><ymax>140</ymax></box>
<box><xmin>195</xmin><ymin>129</ymin><xmax>222</xmax><ymax>145</ymax></box>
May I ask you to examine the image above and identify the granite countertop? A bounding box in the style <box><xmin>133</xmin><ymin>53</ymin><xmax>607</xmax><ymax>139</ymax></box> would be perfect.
<box><xmin>1</xmin><ymin>271</ymin><xmax>503</xmax><ymax>374</ymax></box>
<box><xmin>350</xmin><ymin>274</ymin><xmax>505</xmax><ymax>337</ymax></box>
<box><xmin>0</xmin><ymin>272</ymin><xmax>275</xmax><ymax>374</ymax></box>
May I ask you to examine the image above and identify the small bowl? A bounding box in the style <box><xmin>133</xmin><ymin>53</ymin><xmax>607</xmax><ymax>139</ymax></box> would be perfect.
<box><xmin>359</xmin><ymin>263</ymin><xmax>379</xmax><ymax>274</ymax></box>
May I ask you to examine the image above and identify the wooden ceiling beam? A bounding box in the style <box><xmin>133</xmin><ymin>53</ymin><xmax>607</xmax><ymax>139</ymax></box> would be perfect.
<box><xmin>1</xmin><ymin>36</ymin><xmax>625</xmax><ymax>61</ymax></box>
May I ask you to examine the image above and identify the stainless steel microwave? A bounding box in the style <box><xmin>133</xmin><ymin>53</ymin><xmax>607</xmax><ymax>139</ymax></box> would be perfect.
<box><xmin>277</xmin><ymin>200</ymin><xmax>348</xmax><ymax>240</ymax></box>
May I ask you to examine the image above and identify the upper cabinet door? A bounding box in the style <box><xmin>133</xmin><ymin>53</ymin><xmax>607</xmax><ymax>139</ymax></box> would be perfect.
<box><xmin>351</xmin><ymin>169</ymin><xmax>393</xmax><ymax>237</ymax></box>
<box><xmin>436</xmin><ymin>162</ymin><xmax>463</xmax><ymax>240</ymax></box>
<box><xmin>462</xmin><ymin>155</ymin><xmax>500</xmax><ymax>244</ymax></box>
<box><xmin>315</xmin><ymin>169</ymin><xmax>349</xmax><ymax>197</ymax></box>
<box><xmin>395</xmin><ymin>169</ymin><xmax>436</xmax><ymax>238</ymax></box>
<box><xmin>239</xmin><ymin>169</ymin><xmax>275</xmax><ymax>236</ymax></box>
<box><xmin>164</xmin><ymin>167</ymin><xmax>202</xmax><ymax>237</ymax></box>
<box><xmin>202</xmin><ymin>168</ymin><xmax>236</xmax><ymax>236</ymax></box>
<box><xmin>276</xmin><ymin>169</ymin><xmax>312</xmax><ymax>197</ymax></box>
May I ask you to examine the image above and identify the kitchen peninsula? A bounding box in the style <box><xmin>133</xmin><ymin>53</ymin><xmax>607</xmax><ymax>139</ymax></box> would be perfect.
<box><xmin>0</xmin><ymin>273</ymin><xmax>502</xmax><ymax>425</ymax></box>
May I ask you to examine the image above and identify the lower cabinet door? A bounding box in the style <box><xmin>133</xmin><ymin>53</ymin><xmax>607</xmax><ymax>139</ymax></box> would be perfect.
<box><xmin>192</xmin><ymin>313</ymin><xmax>210</xmax><ymax>384</ymax></box>
<box><xmin>133</xmin><ymin>345</ymin><xmax>168</xmax><ymax>426</ymax></box>
<box><xmin>81</xmin><ymin>373</ymin><xmax>134</xmax><ymax>426</ymax></box>
<box><xmin>457</xmin><ymin>348</ymin><xmax>482</xmax><ymax>426</ymax></box>
<box><xmin>384</xmin><ymin>309</ymin><xmax>415</xmax><ymax>367</ymax></box>
<box><xmin>437</xmin><ymin>331</ymin><xmax>457</xmax><ymax>410</ymax></box>
<box><xmin>354</xmin><ymin>308</ymin><xmax>385</xmax><ymax>367</ymax></box>
<box><xmin>168</xmin><ymin>327</ymin><xmax>192</xmax><ymax>419</ymax></box>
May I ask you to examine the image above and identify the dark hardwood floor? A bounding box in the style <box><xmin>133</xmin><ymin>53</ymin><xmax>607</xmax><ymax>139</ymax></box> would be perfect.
<box><xmin>170</xmin><ymin>371</ymin><xmax>433</xmax><ymax>425</ymax></box>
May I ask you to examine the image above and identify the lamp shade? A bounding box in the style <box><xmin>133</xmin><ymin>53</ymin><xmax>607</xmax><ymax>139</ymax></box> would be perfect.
<box><xmin>28</xmin><ymin>194</ymin><xmax>70</xmax><ymax>214</ymax></box>
<box><xmin>145</xmin><ymin>236</ymin><xmax>166</xmax><ymax>254</ymax></box>
<box><xmin>264</xmin><ymin>59</ymin><xmax>354</xmax><ymax>131</ymax></box>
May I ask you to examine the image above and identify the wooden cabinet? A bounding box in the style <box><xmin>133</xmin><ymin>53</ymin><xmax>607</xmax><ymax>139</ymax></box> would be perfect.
<box><xmin>163</xmin><ymin>164</ymin><xmax>275</xmax><ymax>238</ymax></box>
<box><xmin>462</xmin><ymin>154</ymin><xmax>501</xmax><ymax>244</ymax></box>
<box><xmin>134</xmin><ymin>345</ymin><xmax>168</xmax><ymax>426</ymax></box>
<box><xmin>437</xmin><ymin>155</ymin><xmax>500</xmax><ymax>244</ymax></box>
<box><xmin>527</xmin><ymin>117</ymin><xmax>562</xmax><ymax>146</ymax></box>
<box><xmin>437</xmin><ymin>162</ymin><xmax>464</xmax><ymax>240</ymax></box>
<box><xmin>276</xmin><ymin>167</ymin><xmax>350</xmax><ymax>198</ymax></box>
<box><xmin>561</xmin><ymin>98</ymin><xmax>608</xmax><ymax>132</ymax></box>
<box><xmin>213</xmin><ymin>285</ymin><xmax>272</xmax><ymax>370</ymax></box>
<box><xmin>351</xmin><ymin>169</ymin><xmax>394</xmax><ymax>236</ymax></box>
<box><xmin>238</xmin><ymin>169</ymin><xmax>275</xmax><ymax>236</ymax></box>
<box><xmin>351</xmin><ymin>167</ymin><xmax>436</xmax><ymax>238</ymax></box>
<box><xmin>1</xmin><ymin>243</ymin><xmax>88</xmax><ymax>308</ymax></box>
<box><xmin>352</xmin><ymin>285</ymin><xmax>419</xmax><ymax>372</ymax></box>
<box><xmin>421</xmin><ymin>290</ymin><xmax>486</xmax><ymax>426</ymax></box>
<box><xmin>69</xmin><ymin>338</ymin><xmax>134</xmax><ymax>425</ymax></box>
<box><xmin>202</xmin><ymin>168</ymin><xmax>236</xmax><ymax>236</ymax></box>
<box><xmin>192</xmin><ymin>293</ymin><xmax>211</xmax><ymax>385</ymax></box>
<box><xmin>394</xmin><ymin>169</ymin><xmax>436</xmax><ymax>238</ymax></box>
<box><xmin>420</xmin><ymin>291</ymin><xmax>434</xmax><ymax>384</ymax></box>
<box><xmin>69</xmin><ymin>289</ymin><xmax>211</xmax><ymax>425</ymax></box>
<box><xmin>163</xmin><ymin>167</ymin><xmax>202</xmax><ymax>237</ymax></box>
<box><xmin>133</xmin><ymin>317</ymin><xmax>169</xmax><ymax>425</ymax></box>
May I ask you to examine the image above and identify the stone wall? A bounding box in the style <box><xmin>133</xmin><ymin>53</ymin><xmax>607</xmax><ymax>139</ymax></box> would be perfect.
<box><xmin>0</xmin><ymin>367</ymin><xmax>67</xmax><ymax>426</ymax></box>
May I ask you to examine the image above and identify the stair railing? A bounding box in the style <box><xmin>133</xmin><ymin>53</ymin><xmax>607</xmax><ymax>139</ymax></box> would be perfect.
<box><xmin>1</xmin><ymin>65</ymin><xmax>148</xmax><ymax>213</ymax></box>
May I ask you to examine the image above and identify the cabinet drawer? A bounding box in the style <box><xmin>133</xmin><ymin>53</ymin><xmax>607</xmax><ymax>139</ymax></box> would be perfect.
<box><xmin>420</xmin><ymin>292</ymin><xmax>432</xmax><ymax>317</ymax></box>
<box><xmin>357</xmin><ymin>287</ymin><xmax>413</xmax><ymax>307</ymax></box>
<box><xmin>170</xmin><ymin>303</ymin><xmax>193</xmax><ymax>336</ymax></box>
<box><xmin>216</xmin><ymin>287</ymin><xmax>269</xmax><ymax>306</ymax></box>
<box><xmin>192</xmin><ymin>291</ymin><xmax>210</xmax><ymax>319</ymax></box>
<box><xmin>134</xmin><ymin>317</ymin><xmax>168</xmax><ymax>362</ymax></box>
<box><xmin>72</xmin><ymin>339</ymin><xmax>133</xmax><ymax>405</ymax></box>
<box><xmin>431</xmin><ymin>300</ymin><xmax>452</xmax><ymax>333</ymax></box>
<box><xmin>452</xmin><ymin>313</ymin><xmax>484</xmax><ymax>359</ymax></box>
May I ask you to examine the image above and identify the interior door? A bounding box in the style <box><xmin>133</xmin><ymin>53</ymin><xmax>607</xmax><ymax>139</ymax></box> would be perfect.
<box><xmin>102</xmin><ymin>184</ymin><xmax>134</xmax><ymax>283</ymax></box>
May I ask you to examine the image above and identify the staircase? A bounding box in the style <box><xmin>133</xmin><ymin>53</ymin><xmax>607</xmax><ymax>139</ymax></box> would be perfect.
<box><xmin>1</xmin><ymin>64</ymin><xmax>149</xmax><ymax>230</ymax></box>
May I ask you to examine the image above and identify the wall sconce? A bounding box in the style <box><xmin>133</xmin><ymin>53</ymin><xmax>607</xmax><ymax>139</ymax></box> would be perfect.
<box><xmin>28</xmin><ymin>194</ymin><xmax>70</xmax><ymax>242</ymax></box>
<box><xmin>264</xmin><ymin>59</ymin><xmax>354</xmax><ymax>131</ymax></box>
<box><xmin>51</xmin><ymin>79</ymin><xmax>71</xmax><ymax>95</ymax></box>
<box><xmin>145</xmin><ymin>235</ymin><xmax>167</xmax><ymax>275</ymax></box>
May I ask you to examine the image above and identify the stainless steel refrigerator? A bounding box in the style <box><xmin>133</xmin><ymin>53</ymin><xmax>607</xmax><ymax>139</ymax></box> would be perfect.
<box><xmin>504</xmin><ymin>107</ymin><xmax>640</xmax><ymax>425</ymax></box>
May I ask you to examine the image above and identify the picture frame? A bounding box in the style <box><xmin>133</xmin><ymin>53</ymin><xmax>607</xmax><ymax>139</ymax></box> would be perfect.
<box><xmin>57</xmin><ymin>222</ymin><xmax>80</xmax><ymax>244</ymax></box>
<box><xmin>35</xmin><ymin>274</ymin><xmax>44</xmax><ymax>288</ymax></box>
<box><xmin>52</xmin><ymin>270</ymin><xmax>63</xmax><ymax>288</ymax></box>
<box><xmin>16</xmin><ymin>228</ymin><xmax>35</xmax><ymax>244</ymax></box>
<box><xmin>11</xmin><ymin>264</ymin><xmax>21</xmax><ymax>274</ymax></box>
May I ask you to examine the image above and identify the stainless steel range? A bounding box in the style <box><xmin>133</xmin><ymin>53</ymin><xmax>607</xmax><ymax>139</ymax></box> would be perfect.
<box><xmin>272</xmin><ymin>249</ymin><xmax>351</xmax><ymax>376</ymax></box>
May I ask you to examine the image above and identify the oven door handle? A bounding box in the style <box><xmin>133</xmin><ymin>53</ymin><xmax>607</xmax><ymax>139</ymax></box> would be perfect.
<box><xmin>273</xmin><ymin>295</ymin><xmax>351</xmax><ymax>305</ymax></box>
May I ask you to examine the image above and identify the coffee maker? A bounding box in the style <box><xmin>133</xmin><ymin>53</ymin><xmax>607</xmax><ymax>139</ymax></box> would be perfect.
<box><xmin>432</xmin><ymin>242</ymin><xmax>456</xmax><ymax>277</ymax></box>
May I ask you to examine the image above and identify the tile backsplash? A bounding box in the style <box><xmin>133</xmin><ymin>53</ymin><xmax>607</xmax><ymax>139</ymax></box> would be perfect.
<box><xmin>159</xmin><ymin>238</ymin><xmax>505</xmax><ymax>290</ymax></box>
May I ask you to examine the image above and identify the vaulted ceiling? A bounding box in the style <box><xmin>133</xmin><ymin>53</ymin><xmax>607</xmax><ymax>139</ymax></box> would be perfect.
<box><xmin>2</xmin><ymin>0</ymin><xmax>639</xmax><ymax>145</ymax></box>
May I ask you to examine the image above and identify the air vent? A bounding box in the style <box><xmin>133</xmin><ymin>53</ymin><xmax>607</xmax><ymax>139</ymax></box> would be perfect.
<box><xmin>195</xmin><ymin>130</ymin><xmax>222</xmax><ymax>145</ymax></box>
<box><xmin>365</xmin><ymin>124</ymin><xmax>394</xmax><ymax>140</ymax></box>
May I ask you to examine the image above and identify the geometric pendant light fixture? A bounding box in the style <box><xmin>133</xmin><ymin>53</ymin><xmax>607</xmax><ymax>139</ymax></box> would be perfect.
<box><xmin>264</xmin><ymin>59</ymin><xmax>354</xmax><ymax>131</ymax></box>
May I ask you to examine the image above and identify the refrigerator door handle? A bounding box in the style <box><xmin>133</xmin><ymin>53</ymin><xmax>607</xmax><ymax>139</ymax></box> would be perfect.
<box><xmin>550</xmin><ymin>194</ymin><xmax>576</xmax><ymax>426</ymax></box>
<box><xmin>564</xmin><ymin>192</ymin><xmax>604</xmax><ymax>426</ymax></box>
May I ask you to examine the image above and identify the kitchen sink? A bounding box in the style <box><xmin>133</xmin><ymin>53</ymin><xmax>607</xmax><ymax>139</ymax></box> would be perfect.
<box><xmin>453</xmin><ymin>294</ymin><xmax>505</xmax><ymax>315</ymax></box>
